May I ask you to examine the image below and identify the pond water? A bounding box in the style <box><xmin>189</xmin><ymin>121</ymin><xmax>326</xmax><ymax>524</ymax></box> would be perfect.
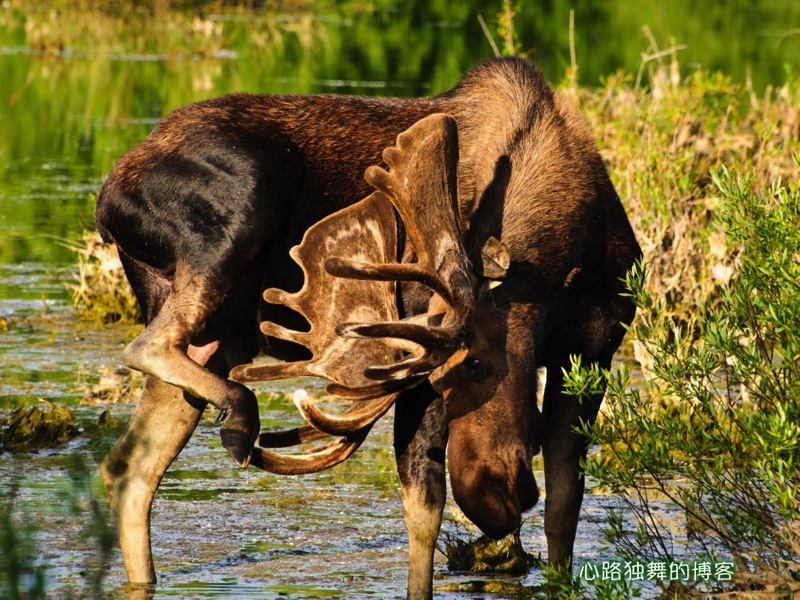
<box><xmin>1</xmin><ymin>1</ymin><xmax>789</xmax><ymax>597</ymax></box>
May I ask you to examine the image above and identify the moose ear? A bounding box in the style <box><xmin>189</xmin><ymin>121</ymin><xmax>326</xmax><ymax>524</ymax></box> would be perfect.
<box><xmin>479</xmin><ymin>236</ymin><xmax>510</xmax><ymax>288</ymax></box>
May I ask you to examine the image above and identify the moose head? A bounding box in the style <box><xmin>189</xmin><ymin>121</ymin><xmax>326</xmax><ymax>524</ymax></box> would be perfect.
<box><xmin>231</xmin><ymin>112</ymin><xmax>539</xmax><ymax>537</ymax></box>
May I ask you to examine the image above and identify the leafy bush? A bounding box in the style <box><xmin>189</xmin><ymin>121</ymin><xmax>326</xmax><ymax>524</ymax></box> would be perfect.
<box><xmin>566</xmin><ymin>163</ymin><xmax>800</xmax><ymax>597</ymax></box>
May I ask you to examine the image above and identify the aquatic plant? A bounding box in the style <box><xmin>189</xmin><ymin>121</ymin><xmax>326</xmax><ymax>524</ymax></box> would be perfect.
<box><xmin>0</xmin><ymin>400</ymin><xmax>79</xmax><ymax>453</ymax></box>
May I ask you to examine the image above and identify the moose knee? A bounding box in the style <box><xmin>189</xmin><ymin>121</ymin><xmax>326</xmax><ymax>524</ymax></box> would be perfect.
<box><xmin>122</xmin><ymin>332</ymin><xmax>172</xmax><ymax>374</ymax></box>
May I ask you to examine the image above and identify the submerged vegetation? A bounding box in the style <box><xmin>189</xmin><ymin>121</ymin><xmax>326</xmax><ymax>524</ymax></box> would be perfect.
<box><xmin>440</xmin><ymin>507</ymin><xmax>539</xmax><ymax>577</ymax></box>
<box><xmin>0</xmin><ymin>400</ymin><xmax>78</xmax><ymax>453</ymax></box>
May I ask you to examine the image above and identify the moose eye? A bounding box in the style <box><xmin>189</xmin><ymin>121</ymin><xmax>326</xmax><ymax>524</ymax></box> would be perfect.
<box><xmin>466</xmin><ymin>357</ymin><xmax>481</xmax><ymax>374</ymax></box>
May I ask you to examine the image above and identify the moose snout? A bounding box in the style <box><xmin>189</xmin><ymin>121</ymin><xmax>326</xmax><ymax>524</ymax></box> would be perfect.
<box><xmin>449</xmin><ymin>452</ymin><xmax>539</xmax><ymax>540</ymax></box>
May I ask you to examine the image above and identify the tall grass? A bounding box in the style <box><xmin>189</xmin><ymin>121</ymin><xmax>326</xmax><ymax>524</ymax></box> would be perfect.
<box><xmin>581</xmin><ymin>59</ymin><xmax>799</xmax><ymax>313</ymax></box>
<box><xmin>68</xmin><ymin>232</ymin><xmax>141</xmax><ymax>324</ymax></box>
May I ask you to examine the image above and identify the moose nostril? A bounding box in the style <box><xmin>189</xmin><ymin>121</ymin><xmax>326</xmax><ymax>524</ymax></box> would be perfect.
<box><xmin>516</xmin><ymin>458</ymin><xmax>539</xmax><ymax>511</ymax></box>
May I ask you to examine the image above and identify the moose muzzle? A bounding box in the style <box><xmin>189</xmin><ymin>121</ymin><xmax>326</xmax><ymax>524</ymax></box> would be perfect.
<box><xmin>446</xmin><ymin>419</ymin><xmax>539</xmax><ymax>539</ymax></box>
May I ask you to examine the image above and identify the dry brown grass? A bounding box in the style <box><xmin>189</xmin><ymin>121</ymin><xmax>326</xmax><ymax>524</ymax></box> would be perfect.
<box><xmin>580</xmin><ymin>62</ymin><xmax>800</xmax><ymax>320</ymax></box>
<box><xmin>68</xmin><ymin>232</ymin><xmax>141</xmax><ymax>324</ymax></box>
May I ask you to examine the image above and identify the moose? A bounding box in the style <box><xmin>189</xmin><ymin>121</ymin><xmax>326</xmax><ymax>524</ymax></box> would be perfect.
<box><xmin>96</xmin><ymin>56</ymin><xmax>640</xmax><ymax>598</ymax></box>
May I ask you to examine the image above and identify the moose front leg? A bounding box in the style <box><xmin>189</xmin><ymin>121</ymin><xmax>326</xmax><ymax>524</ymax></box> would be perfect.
<box><xmin>540</xmin><ymin>356</ymin><xmax>608</xmax><ymax>571</ymax></box>
<box><xmin>394</xmin><ymin>386</ymin><xmax>447</xmax><ymax>600</ymax></box>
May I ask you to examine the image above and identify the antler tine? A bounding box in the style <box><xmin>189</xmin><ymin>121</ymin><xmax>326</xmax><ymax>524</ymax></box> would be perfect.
<box><xmin>258</xmin><ymin>425</ymin><xmax>328</xmax><ymax>448</ymax></box>
<box><xmin>293</xmin><ymin>389</ymin><xmax>398</xmax><ymax>435</ymax></box>
<box><xmin>249</xmin><ymin>391</ymin><xmax>382</xmax><ymax>475</ymax></box>
<box><xmin>324</xmin><ymin>255</ymin><xmax>453</xmax><ymax>305</ymax></box>
<box><xmin>249</xmin><ymin>428</ymin><xmax>370</xmax><ymax>475</ymax></box>
<box><xmin>325</xmin><ymin>375</ymin><xmax>427</xmax><ymax>400</ymax></box>
<box><xmin>336</xmin><ymin>320</ymin><xmax>455</xmax><ymax>351</ymax></box>
<box><xmin>363</xmin><ymin>114</ymin><xmax>474</xmax><ymax>315</ymax></box>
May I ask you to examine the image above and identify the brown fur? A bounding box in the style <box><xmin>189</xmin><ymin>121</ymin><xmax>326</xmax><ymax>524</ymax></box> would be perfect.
<box><xmin>97</xmin><ymin>57</ymin><xmax>640</xmax><ymax>598</ymax></box>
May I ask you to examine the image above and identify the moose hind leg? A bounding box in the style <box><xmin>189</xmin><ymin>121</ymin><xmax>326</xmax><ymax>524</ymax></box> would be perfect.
<box><xmin>122</xmin><ymin>267</ymin><xmax>259</xmax><ymax>467</ymax></box>
<box><xmin>394</xmin><ymin>386</ymin><xmax>447</xmax><ymax>600</ymax></box>
<box><xmin>100</xmin><ymin>375</ymin><xmax>206</xmax><ymax>584</ymax></box>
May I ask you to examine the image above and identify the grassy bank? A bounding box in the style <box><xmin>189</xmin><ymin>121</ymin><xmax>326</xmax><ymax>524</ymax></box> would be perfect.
<box><xmin>582</xmin><ymin>61</ymin><xmax>799</xmax><ymax>316</ymax></box>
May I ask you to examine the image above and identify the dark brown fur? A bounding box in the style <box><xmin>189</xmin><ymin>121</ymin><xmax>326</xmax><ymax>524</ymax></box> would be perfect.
<box><xmin>97</xmin><ymin>57</ymin><xmax>640</xmax><ymax>598</ymax></box>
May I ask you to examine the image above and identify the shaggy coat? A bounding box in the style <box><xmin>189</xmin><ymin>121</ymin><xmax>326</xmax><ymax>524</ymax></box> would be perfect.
<box><xmin>97</xmin><ymin>57</ymin><xmax>640</xmax><ymax>599</ymax></box>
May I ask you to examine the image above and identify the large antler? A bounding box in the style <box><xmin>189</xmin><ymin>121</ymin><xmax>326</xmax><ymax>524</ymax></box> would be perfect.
<box><xmin>230</xmin><ymin>190</ymin><xmax>403</xmax><ymax>473</ymax></box>
<box><xmin>230</xmin><ymin>113</ymin><xmax>478</xmax><ymax>474</ymax></box>
<box><xmin>327</xmin><ymin>113</ymin><xmax>476</xmax><ymax>382</ymax></box>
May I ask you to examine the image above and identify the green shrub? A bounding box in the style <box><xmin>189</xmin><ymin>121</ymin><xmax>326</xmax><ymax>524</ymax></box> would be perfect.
<box><xmin>565</xmin><ymin>163</ymin><xmax>800</xmax><ymax>597</ymax></box>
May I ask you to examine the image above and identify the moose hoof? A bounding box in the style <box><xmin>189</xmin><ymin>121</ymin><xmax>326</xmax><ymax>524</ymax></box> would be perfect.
<box><xmin>220</xmin><ymin>428</ymin><xmax>256</xmax><ymax>468</ymax></box>
<box><xmin>217</xmin><ymin>394</ymin><xmax>260</xmax><ymax>468</ymax></box>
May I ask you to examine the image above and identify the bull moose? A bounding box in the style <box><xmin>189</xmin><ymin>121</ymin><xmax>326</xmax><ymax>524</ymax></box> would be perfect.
<box><xmin>96</xmin><ymin>56</ymin><xmax>640</xmax><ymax>598</ymax></box>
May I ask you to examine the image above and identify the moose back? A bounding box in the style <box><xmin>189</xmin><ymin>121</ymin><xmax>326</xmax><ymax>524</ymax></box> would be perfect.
<box><xmin>96</xmin><ymin>57</ymin><xmax>640</xmax><ymax>598</ymax></box>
